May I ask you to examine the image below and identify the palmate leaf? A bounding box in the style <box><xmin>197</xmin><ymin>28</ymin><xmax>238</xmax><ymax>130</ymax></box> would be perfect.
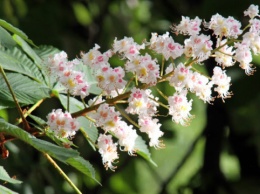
<box><xmin>34</xmin><ymin>45</ymin><xmax>60</xmax><ymax>59</ymax></box>
<box><xmin>66</xmin><ymin>157</ymin><xmax>100</xmax><ymax>185</ymax></box>
<box><xmin>58</xmin><ymin>94</ymin><xmax>98</xmax><ymax>146</ymax></box>
<box><xmin>0</xmin><ymin>118</ymin><xmax>98</xmax><ymax>182</ymax></box>
<box><xmin>0</xmin><ymin>118</ymin><xmax>78</xmax><ymax>162</ymax></box>
<box><xmin>12</xmin><ymin>35</ymin><xmax>42</xmax><ymax>67</ymax></box>
<box><xmin>0</xmin><ymin>73</ymin><xmax>50</xmax><ymax>106</ymax></box>
<box><xmin>0</xmin><ymin>19</ymin><xmax>35</xmax><ymax>46</ymax></box>
<box><xmin>135</xmin><ymin>136</ymin><xmax>157</xmax><ymax>166</ymax></box>
<box><xmin>0</xmin><ymin>27</ymin><xmax>16</xmax><ymax>48</ymax></box>
<box><xmin>0</xmin><ymin>47</ymin><xmax>45</xmax><ymax>83</ymax></box>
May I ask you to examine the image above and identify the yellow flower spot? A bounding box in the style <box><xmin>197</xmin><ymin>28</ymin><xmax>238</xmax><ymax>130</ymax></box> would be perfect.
<box><xmin>140</xmin><ymin>68</ymin><xmax>147</xmax><ymax>76</ymax></box>
<box><xmin>88</xmin><ymin>52</ymin><xmax>94</xmax><ymax>61</ymax></box>
<box><xmin>178</xmin><ymin>74</ymin><xmax>185</xmax><ymax>81</ymax></box>
<box><xmin>68</xmin><ymin>79</ymin><xmax>76</xmax><ymax>88</ymax></box>
<box><xmin>134</xmin><ymin>100</ymin><xmax>143</xmax><ymax>108</ymax></box>
<box><xmin>106</xmin><ymin>120</ymin><xmax>116</xmax><ymax>128</ymax></box>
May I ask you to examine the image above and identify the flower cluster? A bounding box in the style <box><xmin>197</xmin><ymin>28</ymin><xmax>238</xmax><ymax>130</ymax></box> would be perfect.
<box><xmin>90</xmin><ymin>103</ymin><xmax>138</xmax><ymax>155</ymax></box>
<box><xmin>45</xmin><ymin>4</ymin><xmax>260</xmax><ymax>171</ymax></box>
<box><xmin>48</xmin><ymin>51</ymin><xmax>89</xmax><ymax>98</ymax></box>
<box><xmin>46</xmin><ymin>109</ymin><xmax>79</xmax><ymax>138</ymax></box>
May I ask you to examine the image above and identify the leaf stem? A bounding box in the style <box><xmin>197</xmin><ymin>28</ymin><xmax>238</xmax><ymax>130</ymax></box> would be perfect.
<box><xmin>67</xmin><ymin>90</ymin><xmax>70</xmax><ymax>112</ymax></box>
<box><xmin>114</xmin><ymin>104</ymin><xmax>139</xmax><ymax>128</ymax></box>
<box><xmin>44</xmin><ymin>153</ymin><xmax>82</xmax><ymax>194</ymax></box>
<box><xmin>0</xmin><ymin>66</ymin><xmax>30</xmax><ymax>130</ymax></box>
<box><xmin>15</xmin><ymin>99</ymin><xmax>44</xmax><ymax>125</ymax></box>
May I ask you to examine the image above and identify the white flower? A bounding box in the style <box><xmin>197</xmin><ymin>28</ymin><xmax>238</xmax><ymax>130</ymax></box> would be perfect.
<box><xmin>125</xmin><ymin>53</ymin><xmax>160</xmax><ymax>85</ymax></box>
<box><xmin>188</xmin><ymin>72</ymin><xmax>214</xmax><ymax>103</ymax></box>
<box><xmin>204</xmin><ymin>14</ymin><xmax>242</xmax><ymax>38</ymax></box>
<box><xmin>47</xmin><ymin>109</ymin><xmax>79</xmax><ymax>138</ymax></box>
<box><xmin>90</xmin><ymin>103</ymin><xmax>120</xmax><ymax>132</ymax></box>
<box><xmin>138</xmin><ymin>116</ymin><xmax>164</xmax><ymax>148</ymax></box>
<box><xmin>126</xmin><ymin>88</ymin><xmax>159</xmax><ymax>117</ymax></box>
<box><xmin>81</xmin><ymin>44</ymin><xmax>112</xmax><ymax>70</ymax></box>
<box><xmin>211</xmin><ymin>67</ymin><xmax>232</xmax><ymax>100</ymax></box>
<box><xmin>184</xmin><ymin>34</ymin><xmax>213</xmax><ymax>62</ymax></box>
<box><xmin>215</xmin><ymin>39</ymin><xmax>235</xmax><ymax>68</ymax></box>
<box><xmin>244</xmin><ymin>4</ymin><xmax>259</xmax><ymax>19</ymax></box>
<box><xmin>95</xmin><ymin>66</ymin><xmax>127</xmax><ymax>95</ymax></box>
<box><xmin>167</xmin><ymin>63</ymin><xmax>192</xmax><ymax>91</ymax></box>
<box><xmin>172</xmin><ymin>16</ymin><xmax>202</xmax><ymax>35</ymax></box>
<box><xmin>168</xmin><ymin>90</ymin><xmax>193</xmax><ymax>126</ymax></box>
<box><xmin>149</xmin><ymin>32</ymin><xmax>184</xmax><ymax>60</ymax></box>
<box><xmin>113</xmin><ymin>37</ymin><xmax>145</xmax><ymax>60</ymax></box>
<box><xmin>97</xmin><ymin>134</ymin><xmax>119</xmax><ymax>171</ymax></box>
<box><xmin>234</xmin><ymin>42</ymin><xmax>255</xmax><ymax>75</ymax></box>
<box><xmin>114</xmin><ymin>121</ymin><xmax>137</xmax><ymax>155</ymax></box>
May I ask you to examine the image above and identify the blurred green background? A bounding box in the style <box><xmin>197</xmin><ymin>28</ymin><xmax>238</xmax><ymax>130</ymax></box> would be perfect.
<box><xmin>1</xmin><ymin>0</ymin><xmax>260</xmax><ymax>194</ymax></box>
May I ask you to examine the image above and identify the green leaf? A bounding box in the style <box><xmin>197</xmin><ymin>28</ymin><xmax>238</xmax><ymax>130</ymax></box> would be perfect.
<box><xmin>0</xmin><ymin>118</ymin><xmax>98</xmax><ymax>183</ymax></box>
<box><xmin>59</xmin><ymin>94</ymin><xmax>98</xmax><ymax>145</ymax></box>
<box><xmin>0</xmin><ymin>19</ymin><xmax>35</xmax><ymax>46</ymax></box>
<box><xmin>34</xmin><ymin>45</ymin><xmax>60</xmax><ymax>59</ymax></box>
<box><xmin>28</xmin><ymin>114</ymin><xmax>46</xmax><ymax>126</ymax></box>
<box><xmin>0</xmin><ymin>26</ymin><xmax>16</xmax><ymax>48</ymax></box>
<box><xmin>0</xmin><ymin>118</ymin><xmax>79</xmax><ymax>163</ymax></box>
<box><xmin>66</xmin><ymin>156</ymin><xmax>100</xmax><ymax>185</ymax></box>
<box><xmin>0</xmin><ymin>73</ymin><xmax>50</xmax><ymax>106</ymax></box>
<box><xmin>0</xmin><ymin>47</ymin><xmax>45</xmax><ymax>83</ymax></box>
<box><xmin>0</xmin><ymin>185</ymin><xmax>19</xmax><ymax>194</ymax></box>
<box><xmin>13</xmin><ymin>34</ymin><xmax>42</xmax><ymax>67</ymax></box>
<box><xmin>135</xmin><ymin>136</ymin><xmax>157</xmax><ymax>167</ymax></box>
<box><xmin>34</xmin><ymin>45</ymin><xmax>63</xmax><ymax>90</ymax></box>
<box><xmin>0</xmin><ymin>166</ymin><xmax>22</xmax><ymax>184</ymax></box>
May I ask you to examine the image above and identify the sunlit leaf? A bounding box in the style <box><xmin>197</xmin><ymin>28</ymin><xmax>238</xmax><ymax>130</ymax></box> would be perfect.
<box><xmin>34</xmin><ymin>45</ymin><xmax>60</xmax><ymax>59</ymax></box>
<box><xmin>13</xmin><ymin>34</ymin><xmax>42</xmax><ymax>67</ymax></box>
<box><xmin>0</xmin><ymin>118</ymin><xmax>98</xmax><ymax>183</ymax></box>
<box><xmin>0</xmin><ymin>73</ymin><xmax>50</xmax><ymax>106</ymax></box>
<box><xmin>135</xmin><ymin>136</ymin><xmax>157</xmax><ymax>166</ymax></box>
<box><xmin>0</xmin><ymin>118</ymin><xmax>78</xmax><ymax>162</ymax></box>
<box><xmin>0</xmin><ymin>26</ymin><xmax>16</xmax><ymax>48</ymax></box>
<box><xmin>0</xmin><ymin>19</ymin><xmax>35</xmax><ymax>46</ymax></box>
<box><xmin>0</xmin><ymin>47</ymin><xmax>45</xmax><ymax>83</ymax></box>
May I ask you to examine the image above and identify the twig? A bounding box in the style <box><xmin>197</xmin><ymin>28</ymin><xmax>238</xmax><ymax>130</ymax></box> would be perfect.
<box><xmin>0</xmin><ymin>66</ymin><xmax>30</xmax><ymax>130</ymax></box>
<box><xmin>44</xmin><ymin>153</ymin><xmax>82</xmax><ymax>194</ymax></box>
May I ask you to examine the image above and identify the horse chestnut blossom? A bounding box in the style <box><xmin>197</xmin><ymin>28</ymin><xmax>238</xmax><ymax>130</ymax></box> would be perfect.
<box><xmin>215</xmin><ymin>39</ymin><xmax>235</xmax><ymax>68</ymax></box>
<box><xmin>47</xmin><ymin>109</ymin><xmax>79</xmax><ymax>138</ymax></box>
<box><xmin>211</xmin><ymin>67</ymin><xmax>232</xmax><ymax>100</ymax></box>
<box><xmin>244</xmin><ymin>4</ymin><xmax>259</xmax><ymax>19</ymax></box>
<box><xmin>184</xmin><ymin>34</ymin><xmax>213</xmax><ymax>62</ymax></box>
<box><xmin>204</xmin><ymin>14</ymin><xmax>242</xmax><ymax>38</ymax></box>
<box><xmin>149</xmin><ymin>32</ymin><xmax>184</xmax><ymax>60</ymax></box>
<box><xmin>97</xmin><ymin>134</ymin><xmax>119</xmax><ymax>171</ymax></box>
<box><xmin>168</xmin><ymin>90</ymin><xmax>193</xmax><ymax>126</ymax></box>
<box><xmin>113</xmin><ymin>37</ymin><xmax>145</xmax><ymax>60</ymax></box>
<box><xmin>125</xmin><ymin>53</ymin><xmax>160</xmax><ymax>85</ymax></box>
<box><xmin>47</xmin><ymin>51</ymin><xmax>90</xmax><ymax>98</ymax></box>
<box><xmin>126</xmin><ymin>87</ymin><xmax>159</xmax><ymax>117</ymax></box>
<box><xmin>44</xmin><ymin>4</ymin><xmax>260</xmax><ymax>171</ymax></box>
<box><xmin>171</xmin><ymin>16</ymin><xmax>202</xmax><ymax>35</ymax></box>
<box><xmin>138</xmin><ymin>116</ymin><xmax>164</xmax><ymax>148</ymax></box>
